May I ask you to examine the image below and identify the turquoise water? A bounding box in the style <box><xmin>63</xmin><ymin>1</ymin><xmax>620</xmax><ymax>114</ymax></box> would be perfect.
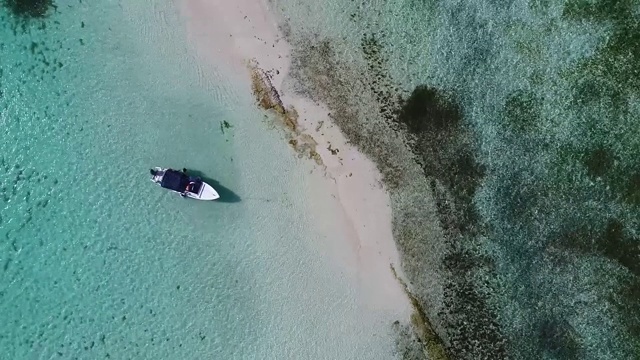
<box><xmin>5</xmin><ymin>0</ymin><xmax>638</xmax><ymax>359</ymax></box>
<box><xmin>0</xmin><ymin>2</ymin><xmax>254</xmax><ymax>358</ymax></box>
<box><xmin>0</xmin><ymin>1</ymin><xmax>403</xmax><ymax>359</ymax></box>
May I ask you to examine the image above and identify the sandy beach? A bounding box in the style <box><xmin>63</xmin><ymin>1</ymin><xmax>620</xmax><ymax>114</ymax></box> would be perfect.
<box><xmin>178</xmin><ymin>0</ymin><xmax>412</xmax><ymax>317</ymax></box>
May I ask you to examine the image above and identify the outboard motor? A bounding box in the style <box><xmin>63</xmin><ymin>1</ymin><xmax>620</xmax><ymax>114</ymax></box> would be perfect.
<box><xmin>149</xmin><ymin>168</ymin><xmax>158</xmax><ymax>176</ymax></box>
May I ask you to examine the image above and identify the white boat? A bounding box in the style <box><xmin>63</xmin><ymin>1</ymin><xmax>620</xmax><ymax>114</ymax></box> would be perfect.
<box><xmin>150</xmin><ymin>167</ymin><xmax>220</xmax><ymax>201</ymax></box>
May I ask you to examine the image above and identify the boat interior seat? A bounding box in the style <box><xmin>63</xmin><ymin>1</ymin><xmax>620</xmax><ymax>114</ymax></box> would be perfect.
<box><xmin>188</xmin><ymin>179</ymin><xmax>203</xmax><ymax>193</ymax></box>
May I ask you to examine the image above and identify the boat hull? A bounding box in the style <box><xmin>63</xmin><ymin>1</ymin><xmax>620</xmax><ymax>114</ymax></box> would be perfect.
<box><xmin>188</xmin><ymin>182</ymin><xmax>220</xmax><ymax>200</ymax></box>
<box><xmin>151</xmin><ymin>167</ymin><xmax>220</xmax><ymax>201</ymax></box>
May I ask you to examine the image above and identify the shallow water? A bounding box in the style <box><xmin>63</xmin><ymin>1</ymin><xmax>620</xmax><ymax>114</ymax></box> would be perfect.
<box><xmin>0</xmin><ymin>1</ymin><xmax>403</xmax><ymax>359</ymax></box>
<box><xmin>0</xmin><ymin>2</ymin><xmax>254</xmax><ymax>358</ymax></box>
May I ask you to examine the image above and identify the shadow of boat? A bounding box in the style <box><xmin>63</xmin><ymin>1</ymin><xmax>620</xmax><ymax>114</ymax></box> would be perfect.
<box><xmin>183</xmin><ymin>169</ymin><xmax>241</xmax><ymax>203</ymax></box>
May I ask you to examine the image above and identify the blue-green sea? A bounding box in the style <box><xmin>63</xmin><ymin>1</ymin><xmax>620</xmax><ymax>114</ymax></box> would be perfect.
<box><xmin>0</xmin><ymin>1</ymin><xmax>252</xmax><ymax>359</ymax></box>
<box><xmin>3</xmin><ymin>0</ymin><xmax>639</xmax><ymax>359</ymax></box>
<box><xmin>0</xmin><ymin>1</ymin><xmax>405</xmax><ymax>359</ymax></box>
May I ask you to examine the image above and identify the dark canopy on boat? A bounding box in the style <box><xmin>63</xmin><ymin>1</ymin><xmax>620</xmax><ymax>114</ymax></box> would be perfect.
<box><xmin>160</xmin><ymin>169</ymin><xmax>189</xmax><ymax>192</ymax></box>
<box><xmin>160</xmin><ymin>169</ymin><xmax>203</xmax><ymax>193</ymax></box>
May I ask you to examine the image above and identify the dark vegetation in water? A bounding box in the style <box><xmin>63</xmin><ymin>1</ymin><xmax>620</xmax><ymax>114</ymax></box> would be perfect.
<box><xmin>2</xmin><ymin>0</ymin><xmax>61</xmax><ymax>37</ymax></box>
<box><xmin>360</xmin><ymin>34</ymin><xmax>485</xmax><ymax>234</ymax></box>
<box><xmin>391</xmin><ymin>265</ymin><xmax>449</xmax><ymax>359</ymax></box>
<box><xmin>287</xmin><ymin>0</ymin><xmax>640</xmax><ymax>353</ymax></box>
<box><xmin>576</xmin><ymin>142</ymin><xmax>640</xmax><ymax>206</ymax></box>
<box><xmin>536</xmin><ymin>316</ymin><xmax>581</xmax><ymax>360</ymax></box>
<box><xmin>563</xmin><ymin>0</ymin><xmax>640</xmax><ymax>205</ymax></box>
<box><xmin>502</xmin><ymin>90</ymin><xmax>541</xmax><ymax>134</ymax></box>
<box><xmin>289</xmin><ymin>37</ymin><xmax>410</xmax><ymax>189</ymax></box>
<box><xmin>554</xmin><ymin>219</ymin><xmax>640</xmax><ymax>344</ymax></box>
<box><xmin>562</xmin><ymin>0</ymin><xmax>640</xmax><ymax>211</ymax></box>
<box><xmin>219</xmin><ymin>120</ymin><xmax>233</xmax><ymax>134</ymax></box>
<box><xmin>290</xmin><ymin>32</ymin><xmax>506</xmax><ymax>359</ymax></box>
<box><xmin>360</xmin><ymin>34</ymin><xmax>404</xmax><ymax>125</ymax></box>
<box><xmin>562</xmin><ymin>8</ymin><xmax>640</xmax><ymax>345</ymax></box>
<box><xmin>0</xmin><ymin>3</ymin><xmax>68</xmax><ymax>88</ymax></box>
<box><xmin>558</xmin><ymin>219</ymin><xmax>640</xmax><ymax>278</ymax></box>
<box><xmin>395</xmin><ymin>86</ymin><xmax>485</xmax><ymax>233</ymax></box>
<box><xmin>2</xmin><ymin>0</ymin><xmax>55</xmax><ymax>19</ymax></box>
<box><xmin>626</xmin><ymin>173</ymin><xmax>640</xmax><ymax>205</ymax></box>
<box><xmin>391</xmin><ymin>320</ymin><xmax>427</xmax><ymax>359</ymax></box>
<box><xmin>361</xmin><ymin>34</ymin><xmax>506</xmax><ymax>360</ymax></box>
<box><xmin>507</xmin><ymin>0</ymin><xmax>640</xmax><ymax>355</ymax></box>
<box><xmin>583</xmin><ymin>147</ymin><xmax>615</xmax><ymax>178</ymax></box>
<box><xmin>563</xmin><ymin>0</ymin><xmax>640</xmax><ymax>94</ymax></box>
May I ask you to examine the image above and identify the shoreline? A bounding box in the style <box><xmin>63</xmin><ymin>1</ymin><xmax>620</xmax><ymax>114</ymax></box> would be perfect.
<box><xmin>178</xmin><ymin>0</ymin><xmax>413</xmax><ymax>330</ymax></box>
<box><xmin>173</xmin><ymin>0</ymin><xmax>640</xmax><ymax>358</ymax></box>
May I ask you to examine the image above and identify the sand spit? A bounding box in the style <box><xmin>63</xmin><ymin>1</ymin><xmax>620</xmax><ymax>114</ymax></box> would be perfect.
<box><xmin>179</xmin><ymin>0</ymin><xmax>420</xmax><ymax>357</ymax></box>
<box><xmin>248</xmin><ymin>55</ymin><xmax>444</xmax><ymax>358</ymax></box>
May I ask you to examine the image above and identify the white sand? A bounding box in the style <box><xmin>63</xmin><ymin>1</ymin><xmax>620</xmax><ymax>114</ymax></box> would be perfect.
<box><xmin>179</xmin><ymin>0</ymin><xmax>412</xmax><ymax>317</ymax></box>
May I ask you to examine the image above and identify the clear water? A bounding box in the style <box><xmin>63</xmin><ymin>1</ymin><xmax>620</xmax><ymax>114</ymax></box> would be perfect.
<box><xmin>6</xmin><ymin>0</ymin><xmax>637</xmax><ymax>358</ymax></box>
<box><xmin>0</xmin><ymin>1</ymin><xmax>401</xmax><ymax>359</ymax></box>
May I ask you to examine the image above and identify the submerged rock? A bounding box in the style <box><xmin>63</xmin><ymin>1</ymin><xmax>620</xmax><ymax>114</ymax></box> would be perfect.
<box><xmin>248</xmin><ymin>61</ymin><xmax>323</xmax><ymax>166</ymax></box>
